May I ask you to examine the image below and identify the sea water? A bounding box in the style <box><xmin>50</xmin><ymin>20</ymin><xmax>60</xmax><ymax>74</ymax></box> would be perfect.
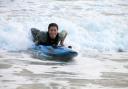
<box><xmin>0</xmin><ymin>0</ymin><xmax>128</xmax><ymax>89</ymax></box>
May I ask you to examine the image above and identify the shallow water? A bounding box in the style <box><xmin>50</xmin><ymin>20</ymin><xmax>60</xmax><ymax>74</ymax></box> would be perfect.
<box><xmin>0</xmin><ymin>0</ymin><xmax>128</xmax><ymax>89</ymax></box>
<box><xmin>0</xmin><ymin>52</ymin><xmax>128</xmax><ymax>89</ymax></box>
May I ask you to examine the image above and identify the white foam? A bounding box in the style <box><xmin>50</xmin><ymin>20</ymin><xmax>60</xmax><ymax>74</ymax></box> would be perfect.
<box><xmin>0</xmin><ymin>0</ymin><xmax>127</xmax><ymax>52</ymax></box>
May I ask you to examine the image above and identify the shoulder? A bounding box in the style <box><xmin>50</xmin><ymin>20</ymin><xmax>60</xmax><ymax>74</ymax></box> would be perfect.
<box><xmin>38</xmin><ymin>31</ymin><xmax>47</xmax><ymax>42</ymax></box>
<box><xmin>58</xmin><ymin>30</ymin><xmax>67</xmax><ymax>39</ymax></box>
<box><xmin>39</xmin><ymin>31</ymin><xmax>47</xmax><ymax>35</ymax></box>
<box><xmin>38</xmin><ymin>31</ymin><xmax>47</xmax><ymax>38</ymax></box>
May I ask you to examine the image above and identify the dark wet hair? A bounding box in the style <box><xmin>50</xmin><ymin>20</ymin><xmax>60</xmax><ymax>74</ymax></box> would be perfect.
<box><xmin>48</xmin><ymin>23</ymin><xmax>58</xmax><ymax>30</ymax></box>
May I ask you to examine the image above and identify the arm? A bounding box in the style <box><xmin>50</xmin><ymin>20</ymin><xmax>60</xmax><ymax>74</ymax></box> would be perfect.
<box><xmin>60</xmin><ymin>30</ymin><xmax>67</xmax><ymax>46</ymax></box>
<box><xmin>31</xmin><ymin>28</ymin><xmax>40</xmax><ymax>45</ymax></box>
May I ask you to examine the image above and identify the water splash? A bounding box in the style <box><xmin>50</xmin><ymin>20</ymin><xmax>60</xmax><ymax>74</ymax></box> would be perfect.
<box><xmin>0</xmin><ymin>0</ymin><xmax>128</xmax><ymax>52</ymax></box>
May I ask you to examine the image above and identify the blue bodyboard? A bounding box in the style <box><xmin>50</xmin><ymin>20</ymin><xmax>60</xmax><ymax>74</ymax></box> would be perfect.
<box><xmin>33</xmin><ymin>45</ymin><xmax>78</xmax><ymax>61</ymax></box>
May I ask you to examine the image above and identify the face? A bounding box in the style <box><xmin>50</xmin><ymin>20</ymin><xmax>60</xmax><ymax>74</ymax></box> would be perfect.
<box><xmin>48</xmin><ymin>26</ymin><xmax>58</xmax><ymax>39</ymax></box>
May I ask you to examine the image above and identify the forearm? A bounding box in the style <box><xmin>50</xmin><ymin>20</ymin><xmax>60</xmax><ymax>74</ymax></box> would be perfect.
<box><xmin>59</xmin><ymin>30</ymin><xmax>67</xmax><ymax>46</ymax></box>
<box><xmin>60</xmin><ymin>40</ymin><xmax>64</xmax><ymax>46</ymax></box>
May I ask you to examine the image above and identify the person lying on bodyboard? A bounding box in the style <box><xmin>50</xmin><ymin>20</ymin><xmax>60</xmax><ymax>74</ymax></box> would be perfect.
<box><xmin>31</xmin><ymin>23</ymin><xmax>77</xmax><ymax>61</ymax></box>
<box><xmin>31</xmin><ymin>23</ymin><xmax>69</xmax><ymax>48</ymax></box>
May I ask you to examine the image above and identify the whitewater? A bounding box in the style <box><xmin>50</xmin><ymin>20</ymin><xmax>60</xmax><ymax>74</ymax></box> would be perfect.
<box><xmin>0</xmin><ymin>0</ymin><xmax>128</xmax><ymax>89</ymax></box>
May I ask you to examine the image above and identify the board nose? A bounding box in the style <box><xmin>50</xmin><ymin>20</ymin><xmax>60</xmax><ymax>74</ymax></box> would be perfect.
<box><xmin>68</xmin><ymin>51</ymin><xmax>78</xmax><ymax>57</ymax></box>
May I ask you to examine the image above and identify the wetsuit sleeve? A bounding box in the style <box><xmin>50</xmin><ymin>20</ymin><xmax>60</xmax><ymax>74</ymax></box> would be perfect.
<box><xmin>59</xmin><ymin>30</ymin><xmax>67</xmax><ymax>40</ymax></box>
<box><xmin>31</xmin><ymin>28</ymin><xmax>40</xmax><ymax>42</ymax></box>
<box><xmin>38</xmin><ymin>31</ymin><xmax>47</xmax><ymax>44</ymax></box>
<box><xmin>31</xmin><ymin>28</ymin><xmax>46</xmax><ymax>45</ymax></box>
<box><xmin>59</xmin><ymin>30</ymin><xmax>67</xmax><ymax>46</ymax></box>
